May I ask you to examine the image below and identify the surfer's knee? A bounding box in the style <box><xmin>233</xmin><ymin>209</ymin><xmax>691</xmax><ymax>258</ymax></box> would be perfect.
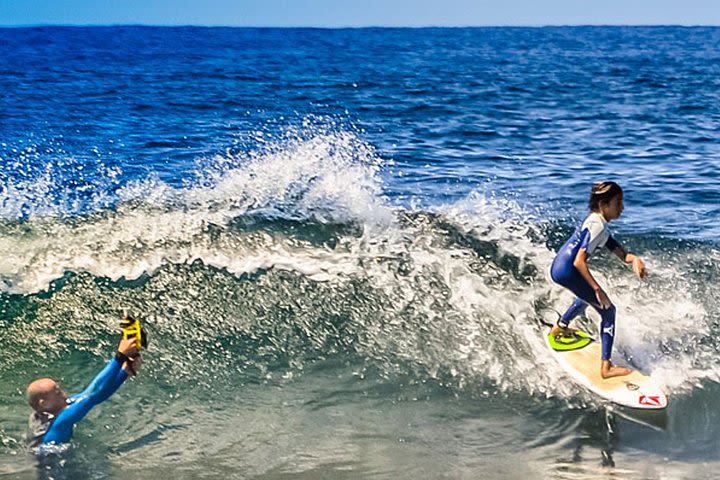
<box><xmin>602</xmin><ymin>304</ymin><xmax>616</xmax><ymax>322</ymax></box>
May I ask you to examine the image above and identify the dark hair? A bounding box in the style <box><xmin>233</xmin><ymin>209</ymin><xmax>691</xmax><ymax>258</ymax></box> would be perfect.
<box><xmin>589</xmin><ymin>181</ymin><xmax>622</xmax><ymax>212</ymax></box>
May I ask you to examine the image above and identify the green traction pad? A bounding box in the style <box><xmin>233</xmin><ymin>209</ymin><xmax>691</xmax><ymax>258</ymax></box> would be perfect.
<box><xmin>547</xmin><ymin>329</ymin><xmax>593</xmax><ymax>351</ymax></box>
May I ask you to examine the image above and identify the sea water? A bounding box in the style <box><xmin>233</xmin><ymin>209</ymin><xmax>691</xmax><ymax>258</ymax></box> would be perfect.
<box><xmin>0</xmin><ymin>26</ymin><xmax>719</xmax><ymax>479</ymax></box>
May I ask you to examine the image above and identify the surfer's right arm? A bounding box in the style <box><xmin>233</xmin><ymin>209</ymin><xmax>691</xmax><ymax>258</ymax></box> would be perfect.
<box><xmin>572</xmin><ymin>248</ymin><xmax>612</xmax><ymax>309</ymax></box>
<box><xmin>42</xmin><ymin>339</ymin><xmax>140</xmax><ymax>445</ymax></box>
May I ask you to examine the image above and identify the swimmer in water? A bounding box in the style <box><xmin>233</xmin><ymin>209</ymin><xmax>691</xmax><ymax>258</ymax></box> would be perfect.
<box><xmin>550</xmin><ymin>181</ymin><xmax>646</xmax><ymax>379</ymax></box>
<box><xmin>26</xmin><ymin>334</ymin><xmax>141</xmax><ymax>450</ymax></box>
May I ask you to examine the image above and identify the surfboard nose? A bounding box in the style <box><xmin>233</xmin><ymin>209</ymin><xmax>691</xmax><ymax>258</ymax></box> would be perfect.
<box><xmin>617</xmin><ymin>380</ymin><xmax>668</xmax><ymax>409</ymax></box>
<box><xmin>637</xmin><ymin>392</ymin><xmax>668</xmax><ymax>409</ymax></box>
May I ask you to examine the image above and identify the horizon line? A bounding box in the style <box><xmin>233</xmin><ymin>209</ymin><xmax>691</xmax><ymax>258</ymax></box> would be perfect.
<box><xmin>2</xmin><ymin>23</ymin><xmax>720</xmax><ymax>29</ymax></box>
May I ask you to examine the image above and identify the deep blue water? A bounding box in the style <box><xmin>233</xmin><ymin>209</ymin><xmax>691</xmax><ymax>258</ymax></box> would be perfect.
<box><xmin>2</xmin><ymin>27</ymin><xmax>720</xmax><ymax>234</ymax></box>
<box><xmin>1</xmin><ymin>26</ymin><xmax>720</xmax><ymax>479</ymax></box>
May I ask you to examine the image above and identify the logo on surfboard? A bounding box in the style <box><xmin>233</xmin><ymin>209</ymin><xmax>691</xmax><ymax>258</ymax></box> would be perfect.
<box><xmin>625</xmin><ymin>382</ymin><xmax>639</xmax><ymax>391</ymax></box>
<box><xmin>639</xmin><ymin>395</ymin><xmax>662</xmax><ymax>407</ymax></box>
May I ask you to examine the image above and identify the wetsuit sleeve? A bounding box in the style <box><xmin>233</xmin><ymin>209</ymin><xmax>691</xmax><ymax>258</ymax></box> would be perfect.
<box><xmin>605</xmin><ymin>235</ymin><xmax>620</xmax><ymax>252</ymax></box>
<box><xmin>580</xmin><ymin>219</ymin><xmax>607</xmax><ymax>254</ymax></box>
<box><xmin>578</xmin><ymin>227</ymin><xmax>592</xmax><ymax>250</ymax></box>
<box><xmin>42</xmin><ymin>358</ymin><xmax>128</xmax><ymax>445</ymax></box>
<box><xmin>84</xmin><ymin>357</ymin><xmax>130</xmax><ymax>404</ymax></box>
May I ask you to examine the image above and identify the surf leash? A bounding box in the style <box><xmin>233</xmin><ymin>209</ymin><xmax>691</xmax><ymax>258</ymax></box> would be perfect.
<box><xmin>535</xmin><ymin>308</ymin><xmax>560</xmax><ymax>328</ymax></box>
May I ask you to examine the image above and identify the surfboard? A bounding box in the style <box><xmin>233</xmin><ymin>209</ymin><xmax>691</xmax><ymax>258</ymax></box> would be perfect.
<box><xmin>545</xmin><ymin>328</ymin><xmax>668</xmax><ymax>410</ymax></box>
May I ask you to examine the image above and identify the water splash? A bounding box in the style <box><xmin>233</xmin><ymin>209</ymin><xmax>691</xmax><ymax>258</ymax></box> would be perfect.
<box><xmin>0</xmin><ymin>131</ymin><xmax>716</xmax><ymax>405</ymax></box>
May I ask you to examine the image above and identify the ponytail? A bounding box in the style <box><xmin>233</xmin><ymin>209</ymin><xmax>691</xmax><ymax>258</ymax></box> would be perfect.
<box><xmin>589</xmin><ymin>181</ymin><xmax>622</xmax><ymax>212</ymax></box>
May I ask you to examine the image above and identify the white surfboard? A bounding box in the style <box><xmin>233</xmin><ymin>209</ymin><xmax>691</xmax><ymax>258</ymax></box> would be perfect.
<box><xmin>545</xmin><ymin>329</ymin><xmax>667</xmax><ymax>410</ymax></box>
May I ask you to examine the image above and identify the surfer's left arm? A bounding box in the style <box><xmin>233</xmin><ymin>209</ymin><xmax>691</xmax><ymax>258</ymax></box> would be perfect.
<box><xmin>606</xmin><ymin>236</ymin><xmax>646</xmax><ymax>279</ymax></box>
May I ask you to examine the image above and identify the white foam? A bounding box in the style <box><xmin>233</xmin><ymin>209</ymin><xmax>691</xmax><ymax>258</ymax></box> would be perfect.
<box><xmin>427</xmin><ymin>191</ymin><xmax>715</xmax><ymax>397</ymax></box>
<box><xmin>0</xmin><ymin>130</ymin><xmax>392</xmax><ymax>294</ymax></box>
<box><xmin>0</xmin><ymin>134</ymin><xmax>715</xmax><ymax>399</ymax></box>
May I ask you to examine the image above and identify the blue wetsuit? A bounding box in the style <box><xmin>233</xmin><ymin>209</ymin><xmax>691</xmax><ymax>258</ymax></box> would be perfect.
<box><xmin>550</xmin><ymin>212</ymin><xmax>620</xmax><ymax>361</ymax></box>
<box><xmin>28</xmin><ymin>357</ymin><xmax>128</xmax><ymax>448</ymax></box>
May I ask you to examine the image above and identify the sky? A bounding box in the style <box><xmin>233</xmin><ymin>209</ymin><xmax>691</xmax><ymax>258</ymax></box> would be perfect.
<box><xmin>1</xmin><ymin>0</ymin><xmax>720</xmax><ymax>27</ymax></box>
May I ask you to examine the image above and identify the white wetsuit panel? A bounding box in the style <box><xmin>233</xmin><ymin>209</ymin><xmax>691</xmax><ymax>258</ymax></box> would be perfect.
<box><xmin>580</xmin><ymin>212</ymin><xmax>610</xmax><ymax>255</ymax></box>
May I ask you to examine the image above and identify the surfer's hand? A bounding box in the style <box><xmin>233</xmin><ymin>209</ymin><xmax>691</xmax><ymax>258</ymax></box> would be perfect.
<box><xmin>118</xmin><ymin>338</ymin><xmax>139</xmax><ymax>358</ymax></box>
<box><xmin>123</xmin><ymin>354</ymin><xmax>141</xmax><ymax>376</ymax></box>
<box><xmin>595</xmin><ymin>288</ymin><xmax>612</xmax><ymax>309</ymax></box>
<box><xmin>632</xmin><ymin>256</ymin><xmax>646</xmax><ymax>279</ymax></box>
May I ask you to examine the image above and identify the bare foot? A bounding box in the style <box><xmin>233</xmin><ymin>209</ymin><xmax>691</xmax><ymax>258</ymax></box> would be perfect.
<box><xmin>601</xmin><ymin>360</ymin><xmax>632</xmax><ymax>379</ymax></box>
<box><xmin>550</xmin><ymin>324</ymin><xmax>576</xmax><ymax>338</ymax></box>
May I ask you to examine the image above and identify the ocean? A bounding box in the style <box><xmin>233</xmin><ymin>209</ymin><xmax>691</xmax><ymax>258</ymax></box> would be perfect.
<box><xmin>0</xmin><ymin>26</ymin><xmax>719</xmax><ymax>479</ymax></box>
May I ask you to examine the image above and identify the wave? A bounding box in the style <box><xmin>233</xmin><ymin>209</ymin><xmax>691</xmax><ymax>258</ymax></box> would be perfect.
<box><xmin>0</xmin><ymin>126</ymin><xmax>392</xmax><ymax>294</ymax></box>
<box><xmin>0</xmin><ymin>127</ymin><xmax>717</xmax><ymax>409</ymax></box>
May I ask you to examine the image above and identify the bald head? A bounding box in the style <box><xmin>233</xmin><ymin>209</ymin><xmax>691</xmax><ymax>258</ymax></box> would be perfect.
<box><xmin>27</xmin><ymin>378</ymin><xmax>67</xmax><ymax>414</ymax></box>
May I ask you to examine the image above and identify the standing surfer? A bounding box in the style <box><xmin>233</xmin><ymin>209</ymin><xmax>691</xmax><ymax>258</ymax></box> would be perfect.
<box><xmin>550</xmin><ymin>181</ymin><xmax>646</xmax><ymax>379</ymax></box>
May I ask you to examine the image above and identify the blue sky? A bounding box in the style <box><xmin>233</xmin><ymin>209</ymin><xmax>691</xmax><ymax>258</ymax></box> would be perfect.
<box><xmin>2</xmin><ymin>0</ymin><xmax>720</xmax><ymax>27</ymax></box>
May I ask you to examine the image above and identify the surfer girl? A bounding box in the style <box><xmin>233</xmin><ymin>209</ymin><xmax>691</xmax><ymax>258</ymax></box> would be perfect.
<box><xmin>550</xmin><ymin>181</ymin><xmax>646</xmax><ymax>379</ymax></box>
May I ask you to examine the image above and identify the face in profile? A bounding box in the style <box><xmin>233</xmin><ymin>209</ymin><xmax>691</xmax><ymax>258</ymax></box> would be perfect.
<box><xmin>28</xmin><ymin>379</ymin><xmax>68</xmax><ymax>415</ymax></box>
<box><xmin>602</xmin><ymin>193</ymin><xmax>624</xmax><ymax>220</ymax></box>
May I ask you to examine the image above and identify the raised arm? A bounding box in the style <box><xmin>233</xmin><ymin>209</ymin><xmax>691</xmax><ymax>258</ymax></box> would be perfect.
<box><xmin>42</xmin><ymin>339</ymin><xmax>138</xmax><ymax>445</ymax></box>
